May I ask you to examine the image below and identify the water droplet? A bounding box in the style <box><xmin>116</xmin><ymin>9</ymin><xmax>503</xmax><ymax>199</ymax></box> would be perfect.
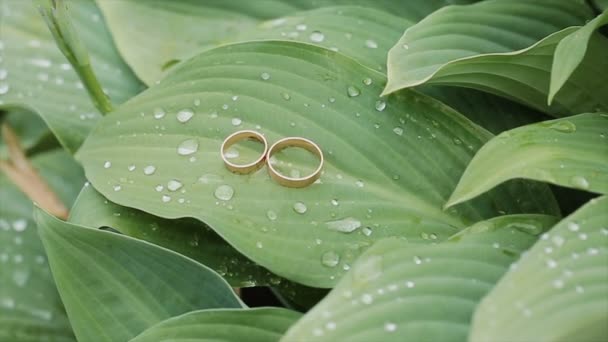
<box><xmin>309</xmin><ymin>31</ymin><xmax>325</xmax><ymax>42</ymax></box>
<box><xmin>347</xmin><ymin>85</ymin><xmax>360</xmax><ymax>97</ymax></box>
<box><xmin>167</xmin><ymin>179</ymin><xmax>183</xmax><ymax>191</ymax></box>
<box><xmin>113</xmin><ymin>185</ymin><xmax>122</xmax><ymax>192</ymax></box>
<box><xmin>194</xmin><ymin>99</ymin><xmax>201</xmax><ymax>106</ymax></box>
<box><xmin>384</xmin><ymin>322</ymin><xmax>397</xmax><ymax>332</ymax></box>
<box><xmin>393</xmin><ymin>127</ymin><xmax>404</xmax><ymax>136</ymax></box>
<box><xmin>176</xmin><ymin>108</ymin><xmax>194</xmax><ymax>123</ymax></box>
<box><xmin>0</xmin><ymin>69</ymin><xmax>7</xmax><ymax>80</ymax></box>
<box><xmin>281</xmin><ymin>92</ymin><xmax>291</xmax><ymax>101</ymax></box>
<box><xmin>365</xmin><ymin>39</ymin><xmax>378</xmax><ymax>49</ymax></box>
<box><xmin>103</xmin><ymin>161</ymin><xmax>112</xmax><ymax>169</ymax></box>
<box><xmin>293</xmin><ymin>202</ymin><xmax>307</xmax><ymax>214</ymax></box>
<box><xmin>260</xmin><ymin>72</ymin><xmax>271</xmax><ymax>80</ymax></box>
<box><xmin>256</xmin><ymin>241</ymin><xmax>263</xmax><ymax>249</ymax></box>
<box><xmin>362</xmin><ymin>77</ymin><xmax>372</xmax><ymax>86</ymax></box>
<box><xmin>355</xmin><ymin>180</ymin><xmax>364</xmax><ymax>188</ymax></box>
<box><xmin>321</xmin><ymin>251</ymin><xmax>340</xmax><ymax>267</ymax></box>
<box><xmin>153</xmin><ymin>107</ymin><xmax>166</xmax><ymax>119</ymax></box>
<box><xmin>222</xmin><ymin>104</ymin><xmax>229</xmax><ymax>110</ymax></box>
<box><xmin>214</xmin><ymin>185</ymin><xmax>234</xmax><ymax>201</ymax></box>
<box><xmin>224</xmin><ymin>147</ymin><xmax>239</xmax><ymax>159</ymax></box>
<box><xmin>546</xmin><ymin>259</ymin><xmax>558</xmax><ymax>268</ymax></box>
<box><xmin>402</xmin><ymin>44</ymin><xmax>409</xmax><ymax>50</ymax></box>
<box><xmin>361</xmin><ymin>293</ymin><xmax>373</xmax><ymax>304</ymax></box>
<box><xmin>550</xmin><ymin>121</ymin><xmax>576</xmax><ymax>133</ymax></box>
<box><xmin>143</xmin><ymin>165</ymin><xmax>156</xmax><ymax>175</ymax></box>
<box><xmin>155</xmin><ymin>185</ymin><xmax>164</xmax><ymax>192</ymax></box>
<box><xmin>331</xmin><ymin>199</ymin><xmax>339</xmax><ymax>206</ymax></box>
<box><xmin>12</xmin><ymin>220</ymin><xmax>27</xmax><ymax>232</ymax></box>
<box><xmin>128</xmin><ymin>165</ymin><xmax>136</xmax><ymax>172</ymax></box>
<box><xmin>413</xmin><ymin>256</ymin><xmax>422</xmax><ymax>265</ymax></box>
<box><xmin>231</xmin><ymin>95</ymin><xmax>239</xmax><ymax>101</ymax></box>
<box><xmin>570</xmin><ymin>175</ymin><xmax>589</xmax><ymax>189</ymax></box>
<box><xmin>266</xmin><ymin>210</ymin><xmax>277</xmax><ymax>221</ymax></box>
<box><xmin>375</xmin><ymin>100</ymin><xmax>386</xmax><ymax>112</ymax></box>
<box><xmin>326</xmin><ymin>217</ymin><xmax>362</xmax><ymax>233</ymax></box>
<box><xmin>162</xmin><ymin>195</ymin><xmax>171</xmax><ymax>202</ymax></box>
<box><xmin>231</xmin><ymin>118</ymin><xmax>242</xmax><ymax>126</ymax></box>
<box><xmin>295</xmin><ymin>23</ymin><xmax>307</xmax><ymax>31</ymax></box>
<box><xmin>362</xmin><ymin>227</ymin><xmax>372</xmax><ymax>236</ymax></box>
<box><xmin>326</xmin><ymin>321</ymin><xmax>336</xmax><ymax>330</ymax></box>
<box><xmin>177</xmin><ymin>139</ymin><xmax>199</xmax><ymax>155</ymax></box>
<box><xmin>405</xmin><ymin>280</ymin><xmax>415</xmax><ymax>288</ymax></box>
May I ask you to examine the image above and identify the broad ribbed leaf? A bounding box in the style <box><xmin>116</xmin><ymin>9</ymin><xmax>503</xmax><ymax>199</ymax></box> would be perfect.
<box><xmin>132</xmin><ymin>308</ymin><xmax>301</xmax><ymax>342</ymax></box>
<box><xmin>594</xmin><ymin>0</ymin><xmax>608</xmax><ymax>11</ymax></box>
<box><xmin>0</xmin><ymin>150</ymin><xmax>84</xmax><ymax>342</ymax></box>
<box><xmin>35</xmin><ymin>209</ymin><xmax>243</xmax><ymax>342</ymax></box>
<box><xmin>0</xmin><ymin>0</ymin><xmax>142</xmax><ymax>153</ymax></box>
<box><xmin>550</xmin><ymin>10</ymin><xmax>608</xmax><ymax>102</ymax></box>
<box><xmin>77</xmin><ymin>41</ymin><xmax>559</xmax><ymax>287</ymax></box>
<box><xmin>383</xmin><ymin>0</ymin><xmax>606</xmax><ymax>117</ymax></box>
<box><xmin>470</xmin><ymin>196</ymin><xmax>608</xmax><ymax>342</ymax></box>
<box><xmin>68</xmin><ymin>184</ymin><xmax>277</xmax><ymax>287</ymax></box>
<box><xmin>282</xmin><ymin>214</ymin><xmax>558</xmax><ymax>341</ymax></box>
<box><xmin>447</xmin><ymin>113</ymin><xmax>608</xmax><ymax>208</ymax></box>
<box><xmin>96</xmin><ymin>0</ymin><xmax>478</xmax><ymax>84</ymax></box>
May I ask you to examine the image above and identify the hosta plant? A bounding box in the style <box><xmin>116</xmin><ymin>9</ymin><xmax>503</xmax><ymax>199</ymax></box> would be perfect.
<box><xmin>0</xmin><ymin>0</ymin><xmax>607</xmax><ymax>341</ymax></box>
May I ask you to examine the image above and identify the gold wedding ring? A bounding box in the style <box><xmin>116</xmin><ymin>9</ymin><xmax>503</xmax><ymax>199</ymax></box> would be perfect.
<box><xmin>221</xmin><ymin>130</ymin><xmax>268</xmax><ymax>174</ymax></box>
<box><xmin>266</xmin><ymin>137</ymin><xmax>324</xmax><ymax>188</ymax></box>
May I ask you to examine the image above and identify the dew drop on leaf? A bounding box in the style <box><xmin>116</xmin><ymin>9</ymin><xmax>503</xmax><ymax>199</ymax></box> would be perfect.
<box><xmin>309</xmin><ymin>31</ymin><xmax>325</xmax><ymax>42</ymax></box>
<box><xmin>293</xmin><ymin>202</ymin><xmax>307</xmax><ymax>214</ymax></box>
<box><xmin>161</xmin><ymin>195</ymin><xmax>171</xmax><ymax>203</ymax></box>
<box><xmin>375</xmin><ymin>100</ymin><xmax>386</xmax><ymax>112</ymax></box>
<box><xmin>321</xmin><ymin>251</ymin><xmax>340</xmax><ymax>267</ymax></box>
<box><xmin>365</xmin><ymin>39</ymin><xmax>378</xmax><ymax>49</ymax></box>
<box><xmin>231</xmin><ymin>118</ymin><xmax>242</xmax><ymax>126</ymax></box>
<box><xmin>214</xmin><ymin>185</ymin><xmax>234</xmax><ymax>201</ymax></box>
<box><xmin>177</xmin><ymin>139</ymin><xmax>199</xmax><ymax>155</ymax></box>
<box><xmin>153</xmin><ymin>107</ymin><xmax>166</xmax><ymax>119</ymax></box>
<box><xmin>362</xmin><ymin>77</ymin><xmax>372</xmax><ymax>86</ymax></box>
<box><xmin>260</xmin><ymin>72</ymin><xmax>271</xmax><ymax>80</ymax></box>
<box><xmin>326</xmin><ymin>217</ymin><xmax>362</xmax><ymax>233</ymax></box>
<box><xmin>347</xmin><ymin>85</ymin><xmax>360</xmax><ymax>97</ymax></box>
<box><xmin>570</xmin><ymin>175</ymin><xmax>589</xmax><ymax>189</ymax></box>
<box><xmin>266</xmin><ymin>210</ymin><xmax>278</xmax><ymax>221</ymax></box>
<box><xmin>549</xmin><ymin>121</ymin><xmax>576</xmax><ymax>133</ymax></box>
<box><xmin>103</xmin><ymin>161</ymin><xmax>111</xmax><ymax>169</ymax></box>
<box><xmin>384</xmin><ymin>322</ymin><xmax>397</xmax><ymax>332</ymax></box>
<box><xmin>167</xmin><ymin>179</ymin><xmax>183</xmax><ymax>192</ymax></box>
<box><xmin>176</xmin><ymin>108</ymin><xmax>194</xmax><ymax>123</ymax></box>
<box><xmin>393</xmin><ymin>127</ymin><xmax>404</xmax><ymax>136</ymax></box>
<box><xmin>143</xmin><ymin>165</ymin><xmax>156</xmax><ymax>175</ymax></box>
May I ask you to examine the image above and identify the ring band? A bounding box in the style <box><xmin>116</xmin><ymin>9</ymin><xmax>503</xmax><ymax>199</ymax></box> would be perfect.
<box><xmin>266</xmin><ymin>137</ymin><xmax>323</xmax><ymax>188</ymax></box>
<box><xmin>221</xmin><ymin>130</ymin><xmax>268</xmax><ymax>174</ymax></box>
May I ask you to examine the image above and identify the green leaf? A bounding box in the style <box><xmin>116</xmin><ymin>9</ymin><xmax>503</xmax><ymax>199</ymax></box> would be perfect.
<box><xmin>68</xmin><ymin>183</ymin><xmax>277</xmax><ymax>287</ymax></box>
<box><xmin>282</xmin><ymin>214</ymin><xmax>557</xmax><ymax>341</ymax></box>
<box><xmin>549</xmin><ymin>10</ymin><xmax>608</xmax><ymax>103</ymax></box>
<box><xmin>131</xmin><ymin>307</ymin><xmax>301</xmax><ymax>342</ymax></box>
<box><xmin>35</xmin><ymin>209</ymin><xmax>243</xmax><ymax>342</ymax></box>
<box><xmin>383</xmin><ymin>0</ymin><xmax>607</xmax><ymax>117</ymax></box>
<box><xmin>0</xmin><ymin>0</ymin><xmax>142</xmax><ymax>153</ymax></box>
<box><xmin>0</xmin><ymin>149</ymin><xmax>84</xmax><ymax>342</ymax></box>
<box><xmin>77</xmin><ymin>41</ymin><xmax>559</xmax><ymax>287</ymax></box>
<box><xmin>593</xmin><ymin>0</ymin><xmax>608</xmax><ymax>11</ymax></box>
<box><xmin>470</xmin><ymin>196</ymin><xmax>608</xmax><ymax>342</ymax></box>
<box><xmin>0</xmin><ymin>110</ymin><xmax>52</xmax><ymax>158</ymax></box>
<box><xmin>447</xmin><ymin>113</ymin><xmax>608</xmax><ymax>208</ymax></box>
<box><xmin>96</xmin><ymin>0</ymin><xmax>478</xmax><ymax>85</ymax></box>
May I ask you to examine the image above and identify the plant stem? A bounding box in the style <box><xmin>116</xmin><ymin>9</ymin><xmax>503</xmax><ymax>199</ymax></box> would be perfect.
<box><xmin>0</xmin><ymin>124</ymin><xmax>69</xmax><ymax>219</ymax></box>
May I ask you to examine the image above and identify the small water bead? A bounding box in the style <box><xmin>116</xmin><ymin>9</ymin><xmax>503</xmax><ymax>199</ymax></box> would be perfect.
<box><xmin>176</xmin><ymin>108</ymin><xmax>194</xmax><ymax>123</ymax></box>
<box><xmin>162</xmin><ymin>195</ymin><xmax>171</xmax><ymax>203</ymax></box>
<box><xmin>362</xmin><ymin>77</ymin><xmax>372</xmax><ymax>86</ymax></box>
<box><xmin>143</xmin><ymin>165</ymin><xmax>156</xmax><ymax>175</ymax></box>
<box><xmin>365</xmin><ymin>39</ymin><xmax>378</xmax><ymax>49</ymax></box>
<box><xmin>578</xmin><ymin>233</ymin><xmax>588</xmax><ymax>241</ymax></box>
<box><xmin>260</xmin><ymin>72</ymin><xmax>271</xmax><ymax>80</ymax></box>
<box><xmin>402</xmin><ymin>44</ymin><xmax>409</xmax><ymax>50</ymax></box>
<box><xmin>281</xmin><ymin>92</ymin><xmax>291</xmax><ymax>101</ymax></box>
<box><xmin>546</xmin><ymin>259</ymin><xmax>558</xmax><ymax>268</ymax></box>
<box><xmin>224</xmin><ymin>147</ymin><xmax>239</xmax><ymax>159</ymax></box>
<box><xmin>552</xmin><ymin>235</ymin><xmax>565</xmax><ymax>247</ymax></box>
<box><xmin>405</xmin><ymin>280</ymin><xmax>415</xmax><ymax>288</ymax></box>
<box><xmin>194</xmin><ymin>99</ymin><xmax>201</xmax><ymax>106</ymax></box>
<box><xmin>321</xmin><ymin>251</ymin><xmax>340</xmax><ymax>267</ymax></box>
<box><xmin>326</xmin><ymin>322</ymin><xmax>337</xmax><ymax>330</ymax></box>
<box><xmin>355</xmin><ymin>180</ymin><xmax>364</xmax><ymax>188</ymax></box>
<box><xmin>113</xmin><ymin>185</ymin><xmax>122</xmax><ymax>192</ymax></box>
<box><xmin>177</xmin><ymin>139</ymin><xmax>199</xmax><ymax>155</ymax></box>
<box><xmin>375</xmin><ymin>100</ymin><xmax>386</xmax><ymax>112</ymax></box>
<box><xmin>413</xmin><ymin>256</ymin><xmax>422</xmax><ymax>265</ymax></box>
<box><xmin>128</xmin><ymin>165</ymin><xmax>136</xmax><ymax>172</ymax></box>
<box><xmin>570</xmin><ymin>175</ymin><xmax>589</xmax><ymax>190</ymax></box>
<box><xmin>222</xmin><ymin>104</ymin><xmax>229</xmax><ymax>110</ymax></box>
<box><xmin>12</xmin><ymin>219</ymin><xmax>27</xmax><ymax>232</ymax></box>
<box><xmin>384</xmin><ymin>322</ymin><xmax>397</xmax><ymax>332</ymax></box>
<box><xmin>231</xmin><ymin>118</ymin><xmax>242</xmax><ymax>126</ymax></box>
<box><xmin>552</xmin><ymin>279</ymin><xmax>564</xmax><ymax>289</ymax></box>
<box><xmin>361</xmin><ymin>293</ymin><xmax>373</xmax><ymax>304</ymax></box>
<box><xmin>549</xmin><ymin>121</ymin><xmax>576</xmax><ymax>133</ymax></box>
<box><xmin>153</xmin><ymin>107</ymin><xmax>166</xmax><ymax>119</ymax></box>
<box><xmin>293</xmin><ymin>202</ymin><xmax>307</xmax><ymax>214</ymax></box>
<box><xmin>103</xmin><ymin>161</ymin><xmax>112</xmax><ymax>169</ymax></box>
<box><xmin>328</xmin><ymin>97</ymin><xmax>336</xmax><ymax>103</ymax></box>
<box><xmin>256</xmin><ymin>241</ymin><xmax>263</xmax><ymax>249</ymax></box>
<box><xmin>266</xmin><ymin>210</ymin><xmax>278</xmax><ymax>221</ymax></box>
<box><xmin>167</xmin><ymin>179</ymin><xmax>183</xmax><ymax>191</ymax></box>
<box><xmin>155</xmin><ymin>185</ymin><xmax>164</xmax><ymax>192</ymax></box>
<box><xmin>0</xmin><ymin>69</ymin><xmax>7</xmax><ymax>80</ymax></box>
<box><xmin>295</xmin><ymin>23</ymin><xmax>307</xmax><ymax>31</ymax></box>
<box><xmin>309</xmin><ymin>31</ymin><xmax>325</xmax><ymax>42</ymax></box>
<box><xmin>347</xmin><ymin>85</ymin><xmax>360</xmax><ymax>97</ymax></box>
<box><xmin>393</xmin><ymin>127</ymin><xmax>404</xmax><ymax>136</ymax></box>
<box><xmin>326</xmin><ymin>217</ymin><xmax>362</xmax><ymax>233</ymax></box>
<box><xmin>214</xmin><ymin>185</ymin><xmax>234</xmax><ymax>201</ymax></box>
<box><xmin>231</xmin><ymin>95</ymin><xmax>239</xmax><ymax>101</ymax></box>
<box><xmin>362</xmin><ymin>227</ymin><xmax>372</xmax><ymax>236</ymax></box>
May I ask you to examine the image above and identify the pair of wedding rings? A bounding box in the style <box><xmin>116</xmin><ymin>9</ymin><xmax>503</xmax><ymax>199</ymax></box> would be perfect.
<box><xmin>221</xmin><ymin>130</ymin><xmax>324</xmax><ymax>188</ymax></box>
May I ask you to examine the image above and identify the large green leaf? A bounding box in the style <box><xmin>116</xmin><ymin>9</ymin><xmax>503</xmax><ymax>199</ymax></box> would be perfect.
<box><xmin>68</xmin><ymin>183</ymin><xmax>277</xmax><ymax>287</ymax></box>
<box><xmin>96</xmin><ymin>0</ymin><xmax>478</xmax><ymax>84</ymax></box>
<box><xmin>282</xmin><ymin>214</ymin><xmax>558</xmax><ymax>341</ymax></box>
<box><xmin>0</xmin><ymin>149</ymin><xmax>84</xmax><ymax>342</ymax></box>
<box><xmin>77</xmin><ymin>41</ymin><xmax>559</xmax><ymax>287</ymax></box>
<box><xmin>35</xmin><ymin>209</ymin><xmax>243</xmax><ymax>342</ymax></box>
<box><xmin>470</xmin><ymin>196</ymin><xmax>608</xmax><ymax>341</ymax></box>
<box><xmin>131</xmin><ymin>308</ymin><xmax>301</xmax><ymax>342</ymax></box>
<box><xmin>0</xmin><ymin>110</ymin><xmax>52</xmax><ymax>158</ymax></box>
<box><xmin>383</xmin><ymin>0</ymin><xmax>607</xmax><ymax>117</ymax></box>
<box><xmin>549</xmin><ymin>10</ymin><xmax>608</xmax><ymax>102</ymax></box>
<box><xmin>447</xmin><ymin>113</ymin><xmax>608</xmax><ymax>208</ymax></box>
<box><xmin>0</xmin><ymin>0</ymin><xmax>142</xmax><ymax>153</ymax></box>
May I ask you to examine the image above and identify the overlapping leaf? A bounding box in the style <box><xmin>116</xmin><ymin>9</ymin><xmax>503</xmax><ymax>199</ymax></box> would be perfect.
<box><xmin>447</xmin><ymin>113</ymin><xmax>608</xmax><ymax>208</ymax></box>
<box><xmin>0</xmin><ymin>150</ymin><xmax>84</xmax><ymax>342</ymax></box>
<box><xmin>36</xmin><ymin>209</ymin><xmax>243</xmax><ymax>342</ymax></box>
<box><xmin>282</xmin><ymin>215</ymin><xmax>558</xmax><ymax>341</ymax></box>
<box><xmin>132</xmin><ymin>308</ymin><xmax>302</xmax><ymax>342</ymax></box>
<box><xmin>0</xmin><ymin>110</ymin><xmax>52</xmax><ymax>158</ymax></box>
<box><xmin>550</xmin><ymin>10</ymin><xmax>608</xmax><ymax>102</ymax></box>
<box><xmin>383</xmin><ymin>0</ymin><xmax>607</xmax><ymax>117</ymax></box>
<box><xmin>96</xmin><ymin>0</ymin><xmax>479</xmax><ymax>84</ymax></box>
<box><xmin>0</xmin><ymin>0</ymin><xmax>142</xmax><ymax>153</ymax></box>
<box><xmin>78</xmin><ymin>41</ymin><xmax>558</xmax><ymax>287</ymax></box>
<box><xmin>470</xmin><ymin>196</ymin><xmax>608</xmax><ymax>341</ymax></box>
